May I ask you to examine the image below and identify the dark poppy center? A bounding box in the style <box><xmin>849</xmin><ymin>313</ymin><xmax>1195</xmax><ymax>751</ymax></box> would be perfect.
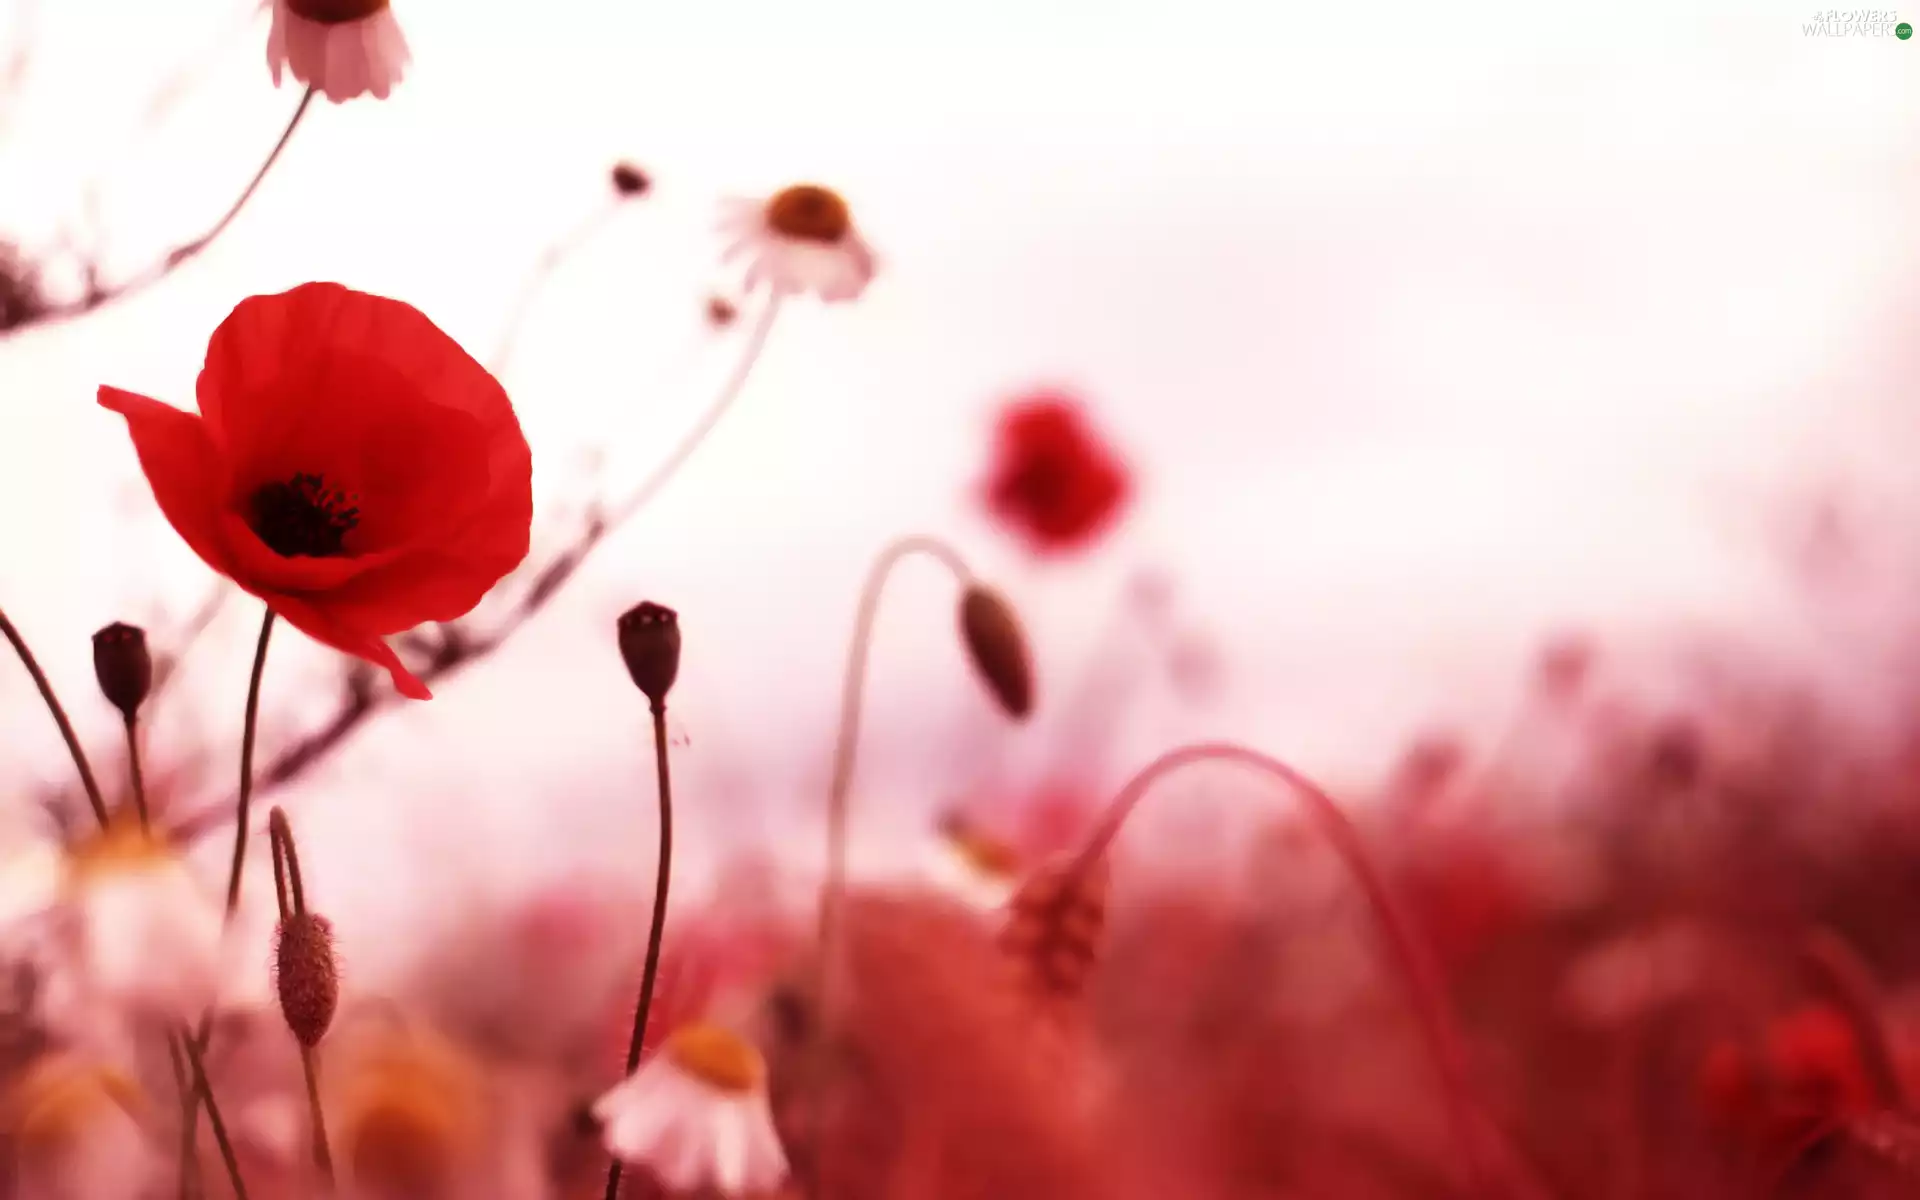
<box><xmin>248</xmin><ymin>473</ymin><xmax>361</xmax><ymax>559</ymax></box>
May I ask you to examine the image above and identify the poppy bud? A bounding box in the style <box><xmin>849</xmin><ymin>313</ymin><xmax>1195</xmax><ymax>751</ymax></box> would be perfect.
<box><xmin>274</xmin><ymin>912</ymin><xmax>339</xmax><ymax>1048</ymax></box>
<box><xmin>617</xmin><ymin>602</ymin><xmax>681</xmax><ymax>707</ymax></box>
<box><xmin>90</xmin><ymin>623</ymin><xmax>152</xmax><ymax>721</ymax></box>
<box><xmin>957</xmin><ymin>585</ymin><xmax>1034</xmax><ymax>720</ymax></box>
<box><xmin>610</xmin><ymin>162</ymin><xmax>651</xmax><ymax>199</ymax></box>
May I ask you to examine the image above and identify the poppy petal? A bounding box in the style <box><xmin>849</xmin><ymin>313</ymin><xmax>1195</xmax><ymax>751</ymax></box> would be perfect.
<box><xmin>267</xmin><ymin>594</ymin><xmax>432</xmax><ymax>700</ymax></box>
<box><xmin>214</xmin><ymin>512</ymin><xmax>407</xmax><ymax>596</ymax></box>
<box><xmin>97</xmin><ymin>387</ymin><xmax>235</xmax><ymax>578</ymax></box>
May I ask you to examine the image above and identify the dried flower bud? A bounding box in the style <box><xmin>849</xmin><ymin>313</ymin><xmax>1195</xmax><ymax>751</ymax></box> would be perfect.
<box><xmin>610</xmin><ymin>162</ymin><xmax>651</xmax><ymax>199</ymax></box>
<box><xmin>274</xmin><ymin>913</ymin><xmax>339</xmax><ymax>1047</ymax></box>
<box><xmin>957</xmin><ymin>585</ymin><xmax>1034</xmax><ymax>720</ymax></box>
<box><xmin>1000</xmin><ymin>858</ymin><xmax>1109</xmax><ymax>1001</ymax></box>
<box><xmin>90</xmin><ymin>623</ymin><xmax>152</xmax><ymax>721</ymax></box>
<box><xmin>705</xmin><ymin>296</ymin><xmax>738</xmax><ymax>328</ymax></box>
<box><xmin>617</xmin><ymin>602</ymin><xmax>681</xmax><ymax>707</ymax></box>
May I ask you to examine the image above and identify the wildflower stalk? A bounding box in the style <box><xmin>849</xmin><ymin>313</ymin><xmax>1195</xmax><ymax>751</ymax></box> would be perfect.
<box><xmin>123</xmin><ymin>713</ymin><xmax>150</xmax><ymax>830</ymax></box>
<box><xmin>8</xmin><ymin>87</ymin><xmax>317</xmax><ymax>339</ymax></box>
<box><xmin>182</xmin><ymin>607</ymin><xmax>278</xmax><ymax>1190</ymax></box>
<box><xmin>1068</xmin><ymin>741</ymin><xmax>1501</xmax><ymax>1199</ymax></box>
<box><xmin>270</xmin><ymin>809</ymin><xmax>335</xmax><ymax>1184</ymax></box>
<box><xmin>0</xmin><ymin>605</ymin><xmax>109</xmax><ymax>828</ymax></box>
<box><xmin>602</xmin><ymin>699</ymin><xmax>676</xmax><ymax>1200</ymax></box>
<box><xmin>605</xmin><ymin>602</ymin><xmax>682</xmax><ymax>1200</ymax></box>
<box><xmin>174</xmin><ymin>1030</ymin><xmax>251</xmax><ymax>1200</ymax></box>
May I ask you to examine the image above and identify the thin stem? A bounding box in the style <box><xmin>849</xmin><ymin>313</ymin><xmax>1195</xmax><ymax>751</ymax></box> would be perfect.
<box><xmin>124</xmin><ymin>714</ymin><xmax>150</xmax><ymax>831</ymax></box>
<box><xmin>488</xmin><ymin>204</ymin><xmax>620</xmax><ymax>378</ymax></box>
<box><xmin>298</xmin><ymin>1046</ymin><xmax>334</xmax><ymax>1186</ymax></box>
<box><xmin>175</xmin><ymin>1031</ymin><xmax>250</xmax><ymax>1200</ymax></box>
<box><xmin>267</xmin><ymin>806</ymin><xmax>307</xmax><ymax>917</ymax></box>
<box><xmin>1070</xmin><ymin>742</ymin><xmax>1500</xmax><ymax>1198</ymax></box>
<box><xmin>600</xmin><ymin>293</ymin><xmax>782</xmax><ymax>532</ymax></box>
<box><xmin>603</xmin><ymin>701</ymin><xmax>676</xmax><ymax>1200</ymax></box>
<box><xmin>816</xmin><ymin>536</ymin><xmax>973</xmax><ymax>973</ymax></box>
<box><xmin>12</xmin><ymin>86</ymin><xmax>315</xmax><ymax>338</ymax></box>
<box><xmin>227</xmin><ymin>609</ymin><xmax>276</xmax><ymax>915</ymax></box>
<box><xmin>807</xmin><ymin>535</ymin><xmax>973</xmax><ymax>1194</ymax></box>
<box><xmin>167</xmin><ymin>1034</ymin><xmax>202</xmax><ymax>1200</ymax></box>
<box><xmin>0</xmin><ymin>605</ymin><xmax>109</xmax><ymax>828</ymax></box>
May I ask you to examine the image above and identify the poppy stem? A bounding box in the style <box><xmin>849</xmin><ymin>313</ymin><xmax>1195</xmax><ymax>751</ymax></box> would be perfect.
<box><xmin>175</xmin><ymin>1028</ymin><xmax>251</xmax><ymax>1200</ymax></box>
<box><xmin>124</xmin><ymin>713</ymin><xmax>151</xmax><ymax>831</ymax></box>
<box><xmin>806</xmin><ymin>534</ymin><xmax>973</xmax><ymax>1184</ymax></box>
<box><xmin>1068</xmin><ymin>741</ymin><xmax>1503</xmax><ymax>1199</ymax></box>
<box><xmin>602</xmin><ymin>699</ymin><xmax>676</xmax><ymax>1200</ymax></box>
<box><xmin>227</xmin><ymin>608</ymin><xmax>277</xmax><ymax>916</ymax></box>
<box><xmin>0</xmin><ymin>605</ymin><xmax>109</xmax><ymax>829</ymax></box>
<box><xmin>165</xmin><ymin>1031</ymin><xmax>202</xmax><ymax>1200</ymax></box>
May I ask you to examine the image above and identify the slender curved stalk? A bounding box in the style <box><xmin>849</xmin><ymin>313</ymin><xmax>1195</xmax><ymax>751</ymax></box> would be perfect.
<box><xmin>602</xmin><ymin>701</ymin><xmax>676</xmax><ymax>1200</ymax></box>
<box><xmin>123</xmin><ymin>715</ymin><xmax>150</xmax><ymax>830</ymax></box>
<box><xmin>227</xmin><ymin>609</ymin><xmax>277</xmax><ymax>914</ymax></box>
<box><xmin>0</xmin><ymin>605</ymin><xmax>108</xmax><ymax>828</ymax></box>
<box><xmin>175</xmin><ymin>1031</ymin><xmax>250</xmax><ymax>1200</ymax></box>
<box><xmin>1070</xmin><ymin>741</ymin><xmax>1501</xmax><ymax>1198</ymax></box>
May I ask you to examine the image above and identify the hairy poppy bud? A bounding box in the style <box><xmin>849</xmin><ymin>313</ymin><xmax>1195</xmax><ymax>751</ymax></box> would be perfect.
<box><xmin>274</xmin><ymin>912</ymin><xmax>339</xmax><ymax>1048</ymax></box>
<box><xmin>610</xmin><ymin>162</ymin><xmax>651</xmax><ymax>199</ymax></box>
<box><xmin>617</xmin><ymin>602</ymin><xmax>681</xmax><ymax>707</ymax></box>
<box><xmin>90</xmin><ymin>623</ymin><xmax>152</xmax><ymax>721</ymax></box>
<box><xmin>957</xmin><ymin>585</ymin><xmax>1034</xmax><ymax>720</ymax></box>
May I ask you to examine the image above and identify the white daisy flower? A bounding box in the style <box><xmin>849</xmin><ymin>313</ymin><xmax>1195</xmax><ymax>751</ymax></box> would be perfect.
<box><xmin>1</xmin><ymin>1053</ymin><xmax>158</xmax><ymax>1200</ymax></box>
<box><xmin>0</xmin><ymin>827</ymin><xmax>62</xmax><ymax>928</ymax></box>
<box><xmin>593</xmin><ymin>1021</ymin><xmax>788</xmax><ymax>1196</ymax></box>
<box><xmin>60</xmin><ymin>820</ymin><xmax>226</xmax><ymax>1026</ymax></box>
<box><xmin>922</xmin><ymin>815</ymin><xmax>1021</xmax><ymax>913</ymax></box>
<box><xmin>718</xmin><ymin>184</ymin><xmax>877</xmax><ymax>304</ymax></box>
<box><xmin>267</xmin><ymin>0</ymin><xmax>411</xmax><ymax>104</ymax></box>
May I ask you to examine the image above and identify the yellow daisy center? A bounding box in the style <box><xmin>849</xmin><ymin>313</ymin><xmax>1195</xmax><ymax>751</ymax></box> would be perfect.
<box><xmin>287</xmin><ymin>0</ymin><xmax>391</xmax><ymax>22</ymax></box>
<box><xmin>666</xmin><ymin>1022</ymin><xmax>766</xmax><ymax>1095</ymax></box>
<box><xmin>63</xmin><ymin>817</ymin><xmax>175</xmax><ymax>885</ymax></box>
<box><xmin>338</xmin><ymin>1032</ymin><xmax>483</xmax><ymax>1191</ymax></box>
<box><xmin>764</xmin><ymin>185</ymin><xmax>852</xmax><ymax>246</ymax></box>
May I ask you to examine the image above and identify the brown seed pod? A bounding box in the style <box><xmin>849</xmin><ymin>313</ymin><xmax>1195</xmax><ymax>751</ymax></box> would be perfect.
<box><xmin>957</xmin><ymin>584</ymin><xmax>1035</xmax><ymax>720</ymax></box>
<box><xmin>998</xmin><ymin>857</ymin><xmax>1108</xmax><ymax>1002</ymax></box>
<box><xmin>90</xmin><ymin>623</ymin><xmax>152</xmax><ymax>721</ymax></box>
<box><xmin>274</xmin><ymin>912</ymin><xmax>340</xmax><ymax>1048</ymax></box>
<box><xmin>616</xmin><ymin>601</ymin><xmax>681</xmax><ymax>708</ymax></box>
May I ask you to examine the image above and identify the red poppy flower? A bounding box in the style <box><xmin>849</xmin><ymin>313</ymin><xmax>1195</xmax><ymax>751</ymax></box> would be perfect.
<box><xmin>981</xmin><ymin>390</ymin><xmax>1132</xmax><ymax>556</ymax></box>
<box><xmin>99</xmin><ymin>282</ymin><xmax>533</xmax><ymax>700</ymax></box>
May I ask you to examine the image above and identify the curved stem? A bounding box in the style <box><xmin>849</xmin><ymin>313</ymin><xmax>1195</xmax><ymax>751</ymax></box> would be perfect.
<box><xmin>816</xmin><ymin>536</ymin><xmax>973</xmax><ymax>967</ymax></box>
<box><xmin>124</xmin><ymin>714</ymin><xmax>150</xmax><ymax>831</ymax></box>
<box><xmin>267</xmin><ymin>806</ymin><xmax>307</xmax><ymax>917</ymax></box>
<box><xmin>227</xmin><ymin>609</ymin><xmax>276</xmax><ymax>916</ymax></box>
<box><xmin>600</xmin><ymin>293</ymin><xmax>781</xmax><ymax>532</ymax></box>
<box><xmin>807</xmin><ymin>535</ymin><xmax>973</xmax><ymax>1192</ymax></box>
<box><xmin>13</xmin><ymin>86</ymin><xmax>315</xmax><ymax>338</ymax></box>
<box><xmin>488</xmin><ymin>204</ymin><xmax>620</xmax><ymax>378</ymax></box>
<box><xmin>298</xmin><ymin>1045</ymin><xmax>334</xmax><ymax>1185</ymax></box>
<box><xmin>603</xmin><ymin>701</ymin><xmax>676</xmax><ymax>1200</ymax></box>
<box><xmin>0</xmin><ymin>605</ymin><xmax>109</xmax><ymax>828</ymax></box>
<box><xmin>1070</xmin><ymin>741</ymin><xmax>1499</xmax><ymax>1198</ymax></box>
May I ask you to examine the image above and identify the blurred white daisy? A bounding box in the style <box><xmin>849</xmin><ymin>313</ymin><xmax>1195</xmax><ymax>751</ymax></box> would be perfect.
<box><xmin>922</xmin><ymin>815</ymin><xmax>1021</xmax><ymax>913</ymax></box>
<box><xmin>593</xmin><ymin>1021</ymin><xmax>788</xmax><ymax>1196</ymax></box>
<box><xmin>0</xmin><ymin>831</ymin><xmax>61</xmax><ymax>928</ymax></box>
<box><xmin>0</xmin><ymin>1053</ymin><xmax>158</xmax><ymax>1200</ymax></box>
<box><xmin>60</xmin><ymin>820</ymin><xmax>226</xmax><ymax>1026</ymax></box>
<box><xmin>719</xmin><ymin>184</ymin><xmax>877</xmax><ymax>304</ymax></box>
<box><xmin>267</xmin><ymin>0</ymin><xmax>411</xmax><ymax>104</ymax></box>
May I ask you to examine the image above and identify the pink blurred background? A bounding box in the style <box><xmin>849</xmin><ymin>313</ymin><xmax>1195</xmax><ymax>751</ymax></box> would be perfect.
<box><xmin>2</xmin><ymin>0</ymin><xmax>1919</xmax><ymax>988</ymax></box>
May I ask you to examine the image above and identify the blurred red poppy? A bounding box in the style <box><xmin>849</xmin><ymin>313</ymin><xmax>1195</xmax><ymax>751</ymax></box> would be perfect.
<box><xmin>981</xmin><ymin>391</ymin><xmax>1132</xmax><ymax>556</ymax></box>
<box><xmin>99</xmin><ymin>282</ymin><xmax>532</xmax><ymax>700</ymax></box>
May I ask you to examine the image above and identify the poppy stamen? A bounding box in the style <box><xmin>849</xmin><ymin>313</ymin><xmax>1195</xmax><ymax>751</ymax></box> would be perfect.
<box><xmin>248</xmin><ymin>472</ymin><xmax>361</xmax><ymax>558</ymax></box>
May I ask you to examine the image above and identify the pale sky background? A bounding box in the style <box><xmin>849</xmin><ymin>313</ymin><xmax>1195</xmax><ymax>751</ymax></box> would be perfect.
<box><xmin>3</xmin><ymin>0</ymin><xmax>1920</xmax><ymax>982</ymax></box>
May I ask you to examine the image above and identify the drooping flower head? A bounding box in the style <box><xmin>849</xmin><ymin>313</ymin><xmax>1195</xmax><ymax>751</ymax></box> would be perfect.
<box><xmin>593</xmin><ymin>1020</ymin><xmax>789</xmax><ymax>1196</ymax></box>
<box><xmin>268</xmin><ymin>0</ymin><xmax>411</xmax><ymax>104</ymax></box>
<box><xmin>981</xmin><ymin>391</ymin><xmax>1133</xmax><ymax>557</ymax></box>
<box><xmin>719</xmin><ymin>184</ymin><xmax>877</xmax><ymax>304</ymax></box>
<box><xmin>100</xmin><ymin>283</ymin><xmax>534</xmax><ymax>700</ymax></box>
